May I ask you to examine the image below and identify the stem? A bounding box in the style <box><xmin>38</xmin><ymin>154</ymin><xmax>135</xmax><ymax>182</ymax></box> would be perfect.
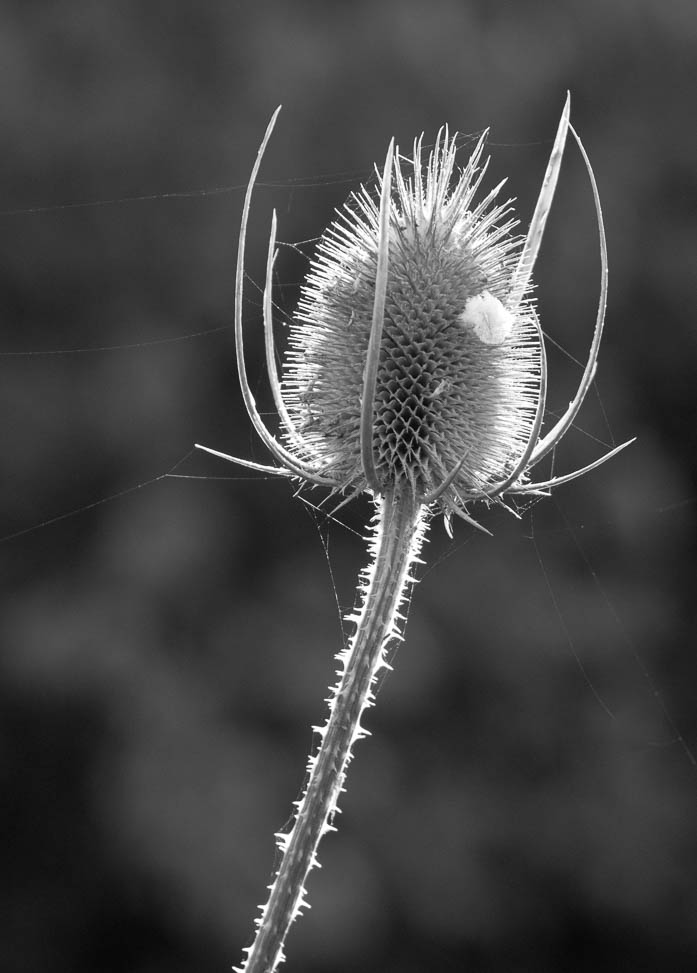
<box><xmin>240</xmin><ymin>489</ymin><xmax>429</xmax><ymax>973</ymax></box>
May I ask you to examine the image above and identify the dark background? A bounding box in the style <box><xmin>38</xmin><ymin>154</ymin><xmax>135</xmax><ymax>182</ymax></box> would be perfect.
<box><xmin>1</xmin><ymin>2</ymin><xmax>696</xmax><ymax>971</ymax></box>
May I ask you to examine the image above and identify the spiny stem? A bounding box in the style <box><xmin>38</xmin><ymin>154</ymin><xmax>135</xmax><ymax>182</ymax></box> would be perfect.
<box><xmin>240</xmin><ymin>489</ymin><xmax>429</xmax><ymax>973</ymax></box>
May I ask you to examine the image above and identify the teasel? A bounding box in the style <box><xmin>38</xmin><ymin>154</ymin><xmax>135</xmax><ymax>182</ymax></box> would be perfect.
<box><xmin>197</xmin><ymin>94</ymin><xmax>632</xmax><ymax>973</ymax></box>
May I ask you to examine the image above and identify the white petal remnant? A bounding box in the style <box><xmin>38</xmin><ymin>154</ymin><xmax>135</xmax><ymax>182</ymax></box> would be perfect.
<box><xmin>458</xmin><ymin>290</ymin><xmax>515</xmax><ymax>345</ymax></box>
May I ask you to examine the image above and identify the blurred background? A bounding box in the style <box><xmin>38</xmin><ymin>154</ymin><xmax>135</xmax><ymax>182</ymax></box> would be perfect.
<box><xmin>1</xmin><ymin>1</ymin><xmax>696</xmax><ymax>971</ymax></box>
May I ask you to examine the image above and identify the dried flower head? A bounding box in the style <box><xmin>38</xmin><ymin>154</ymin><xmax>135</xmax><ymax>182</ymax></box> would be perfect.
<box><xmin>197</xmin><ymin>95</ymin><xmax>631</xmax><ymax>532</ymax></box>
<box><xmin>284</xmin><ymin>129</ymin><xmax>541</xmax><ymax>520</ymax></box>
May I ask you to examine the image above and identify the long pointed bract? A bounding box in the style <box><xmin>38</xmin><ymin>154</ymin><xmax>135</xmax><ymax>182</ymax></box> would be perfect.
<box><xmin>529</xmin><ymin>122</ymin><xmax>608</xmax><ymax>467</ymax></box>
<box><xmin>194</xmin><ymin>443</ymin><xmax>295</xmax><ymax>477</ymax></box>
<box><xmin>509</xmin><ymin>438</ymin><xmax>635</xmax><ymax>494</ymax></box>
<box><xmin>360</xmin><ymin>138</ymin><xmax>395</xmax><ymax>495</ymax></box>
<box><xmin>509</xmin><ymin>92</ymin><xmax>571</xmax><ymax>309</ymax></box>
<box><xmin>233</xmin><ymin>108</ymin><xmax>338</xmax><ymax>487</ymax></box>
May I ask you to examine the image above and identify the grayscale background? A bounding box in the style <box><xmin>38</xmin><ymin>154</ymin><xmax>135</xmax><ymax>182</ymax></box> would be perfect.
<box><xmin>1</xmin><ymin>2</ymin><xmax>696</xmax><ymax>972</ymax></box>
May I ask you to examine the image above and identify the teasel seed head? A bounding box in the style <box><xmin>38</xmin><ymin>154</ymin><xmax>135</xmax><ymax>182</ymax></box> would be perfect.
<box><xmin>283</xmin><ymin>127</ymin><xmax>542</xmax><ymax>510</ymax></box>
<box><xmin>196</xmin><ymin>95</ymin><xmax>633</xmax><ymax>533</ymax></box>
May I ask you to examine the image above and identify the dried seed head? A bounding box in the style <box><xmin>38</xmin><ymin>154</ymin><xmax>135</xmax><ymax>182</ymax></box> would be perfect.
<box><xmin>282</xmin><ymin>131</ymin><xmax>542</xmax><ymax>504</ymax></box>
<box><xmin>196</xmin><ymin>100</ymin><xmax>632</xmax><ymax>529</ymax></box>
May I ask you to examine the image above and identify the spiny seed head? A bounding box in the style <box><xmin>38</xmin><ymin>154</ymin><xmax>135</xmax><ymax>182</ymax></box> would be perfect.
<box><xmin>282</xmin><ymin>130</ymin><xmax>541</xmax><ymax>504</ymax></box>
<box><xmin>196</xmin><ymin>100</ymin><xmax>630</xmax><ymax>530</ymax></box>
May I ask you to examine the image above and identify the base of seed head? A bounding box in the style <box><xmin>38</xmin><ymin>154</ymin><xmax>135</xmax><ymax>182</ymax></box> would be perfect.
<box><xmin>196</xmin><ymin>94</ymin><xmax>634</xmax><ymax>532</ymax></box>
